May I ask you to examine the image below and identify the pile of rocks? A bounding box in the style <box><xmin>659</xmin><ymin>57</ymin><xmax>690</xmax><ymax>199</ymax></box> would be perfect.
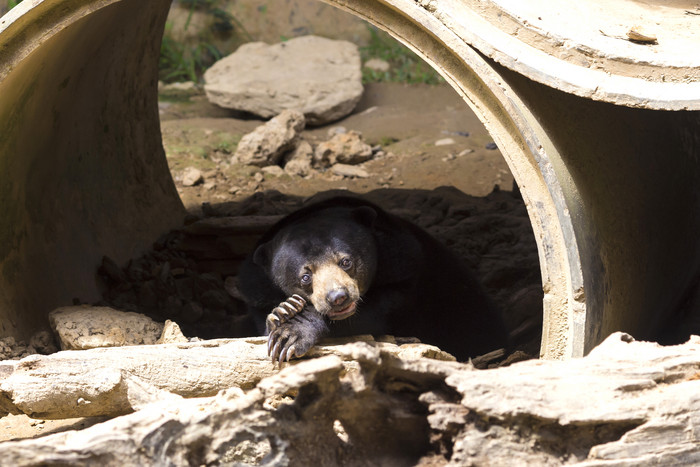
<box><xmin>3</xmin><ymin>333</ymin><xmax>700</xmax><ymax>465</ymax></box>
<box><xmin>0</xmin><ymin>332</ymin><xmax>57</xmax><ymax>360</ymax></box>
<box><xmin>232</xmin><ymin>109</ymin><xmax>377</xmax><ymax>179</ymax></box>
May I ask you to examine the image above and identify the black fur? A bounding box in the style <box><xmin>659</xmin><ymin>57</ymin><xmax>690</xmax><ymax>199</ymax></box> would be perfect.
<box><xmin>237</xmin><ymin>196</ymin><xmax>508</xmax><ymax>361</ymax></box>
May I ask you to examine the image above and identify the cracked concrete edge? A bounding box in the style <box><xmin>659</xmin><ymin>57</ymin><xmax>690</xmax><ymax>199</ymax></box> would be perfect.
<box><xmin>426</xmin><ymin>0</ymin><xmax>700</xmax><ymax>110</ymax></box>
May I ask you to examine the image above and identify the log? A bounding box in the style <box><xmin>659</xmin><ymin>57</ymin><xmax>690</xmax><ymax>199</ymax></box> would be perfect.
<box><xmin>1</xmin><ymin>334</ymin><xmax>700</xmax><ymax>465</ymax></box>
<box><xmin>0</xmin><ymin>335</ymin><xmax>453</xmax><ymax>420</ymax></box>
<box><xmin>0</xmin><ymin>337</ymin><xmax>275</xmax><ymax>419</ymax></box>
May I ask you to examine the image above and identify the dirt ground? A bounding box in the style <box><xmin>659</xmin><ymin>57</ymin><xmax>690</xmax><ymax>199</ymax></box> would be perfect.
<box><xmin>159</xmin><ymin>82</ymin><xmax>516</xmax><ymax>207</ymax></box>
<box><xmin>1</xmin><ymin>82</ymin><xmax>543</xmax><ymax>443</ymax></box>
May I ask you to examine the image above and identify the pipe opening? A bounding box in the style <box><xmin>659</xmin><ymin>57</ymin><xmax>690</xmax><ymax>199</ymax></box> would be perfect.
<box><xmin>94</xmin><ymin>5</ymin><xmax>545</xmax><ymax>362</ymax></box>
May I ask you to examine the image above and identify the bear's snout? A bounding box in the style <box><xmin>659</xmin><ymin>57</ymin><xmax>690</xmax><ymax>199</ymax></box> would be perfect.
<box><xmin>309</xmin><ymin>263</ymin><xmax>360</xmax><ymax>319</ymax></box>
<box><xmin>327</xmin><ymin>288</ymin><xmax>350</xmax><ymax>307</ymax></box>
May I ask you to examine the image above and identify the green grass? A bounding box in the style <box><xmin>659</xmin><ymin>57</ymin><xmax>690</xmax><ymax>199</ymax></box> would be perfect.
<box><xmin>360</xmin><ymin>27</ymin><xmax>443</xmax><ymax>85</ymax></box>
<box><xmin>5</xmin><ymin>0</ymin><xmax>23</xmax><ymax>10</ymax></box>
<box><xmin>159</xmin><ymin>31</ymin><xmax>222</xmax><ymax>83</ymax></box>
<box><xmin>159</xmin><ymin>0</ymin><xmax>250</xmax><ymax>84</ymax></box>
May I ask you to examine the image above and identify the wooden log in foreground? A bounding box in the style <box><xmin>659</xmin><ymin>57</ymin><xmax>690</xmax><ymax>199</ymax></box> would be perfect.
<box><xmin>0</xmin><ymin>335</ymin><xmax>453</xmax><ymax>420</ymax></box>
<box><xmin>0</xmin><ymin>337</ymin><xmax>276</xmax><ymax>419</ymax></box>
<box><xmin>1</xmin><ymin>334</ymin><xmax>700</xmax><ymax>466</ymax></box>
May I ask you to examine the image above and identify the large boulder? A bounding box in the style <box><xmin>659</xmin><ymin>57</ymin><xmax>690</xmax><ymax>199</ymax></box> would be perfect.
<box><xmin>204</xmin><ymin>36</ymin><xmax>363</xmax><ymax>126</ymax></box>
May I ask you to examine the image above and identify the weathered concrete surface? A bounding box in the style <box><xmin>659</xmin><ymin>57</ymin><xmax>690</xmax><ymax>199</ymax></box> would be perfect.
<box><xmin>1</xmin><ymin>333</ymin><xmax>700</xmax><ymax>465</ymax></box>
<box><xmin>0</xmin><ymin>0</ymin><xmax>185</xmax><ymax>341</ymax></box>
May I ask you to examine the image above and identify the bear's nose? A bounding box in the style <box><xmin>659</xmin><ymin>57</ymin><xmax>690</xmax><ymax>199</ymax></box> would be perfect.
<box><xmin>327</xmin><ymin>288</ymin><xmax>349</xmax><ymax>307</ymax></box>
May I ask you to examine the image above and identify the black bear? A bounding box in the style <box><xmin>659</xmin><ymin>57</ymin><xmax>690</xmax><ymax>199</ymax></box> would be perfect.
<box><xmin>237</xmin><ymin>196</ymin><xmax>508</xmax><ymax>362</ymax></box>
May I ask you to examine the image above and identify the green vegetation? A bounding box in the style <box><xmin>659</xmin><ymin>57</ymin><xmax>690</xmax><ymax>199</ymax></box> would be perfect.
<box><xmin>162</xmin><ymin>128</ymin><xmax>241</xmax><ymax>173</ymax></box>
<box><xmin>215</xmin><ymin>133</ymin><xmax>241</xmax><ymax>154</ymax></box>
<box><xmin>159</xmin><ymin>0</ymin><xmax>250</xmax><ymax>84</ymax></box>
<box><xmin>378</xmin><ymin>136</ymin><xmax>399</xmax><ymax>147</ymax></box>
<box><xmin>160</xmin><ymin>32</ymin><xmax>221</xmax><ymax>83</ymax></box>
<box><xmin>360</xmin><ymin>27</ymin><xmax>443</xmax><ymax>85</ymax></box>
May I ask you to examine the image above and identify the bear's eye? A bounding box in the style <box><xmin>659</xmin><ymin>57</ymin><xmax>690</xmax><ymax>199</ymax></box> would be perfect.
<box><xmin>300</xmin><ymin>273</ymin><xmax>312</xmax><ymax>285</ymax></box>
<box><xmin>339</xmin><ymin>258</ymin><xmax>353</xmax><ymax>270</ymax></box>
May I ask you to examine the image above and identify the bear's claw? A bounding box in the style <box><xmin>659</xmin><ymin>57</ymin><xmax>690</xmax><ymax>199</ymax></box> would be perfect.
<box><xmin>268</xmin><ymin>330</ymin><xmax>299</xmax><ymax>362</ymax></box>
<box><xmin>266</xmin><ymin>294</ymin><xmax>306</xmax><ymax>332</ymax></box>
<box><xmin>266</xmin><ymin>294</ymin><xmax>307</xmax><ymax>362</ymax></box>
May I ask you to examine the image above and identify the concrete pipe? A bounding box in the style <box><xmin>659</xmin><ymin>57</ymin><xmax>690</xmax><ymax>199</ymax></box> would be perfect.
<box><xmin>1</xmin><ymin>0</ymin><xmax>699</xmax><ymax>359</ymax></box>
<box><xmin>0</xmin><ymin>0</ymin><xmax>185</xmax><ymax>340</ymax></box>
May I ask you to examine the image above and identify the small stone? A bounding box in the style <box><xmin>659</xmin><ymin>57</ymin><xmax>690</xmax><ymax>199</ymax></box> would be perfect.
<box><xmin>327</xmin><ymin>126</ymin><xmax>347</xmax><ymax>138</ymax></box>
<box><xmin>435</xmin><ymin>138</ymin><xmax>455</xmax><ymax>146</ymax></box>
<box><xmin>182</xmin><ymin>167</ymin><xmax>204</xmax><ymax>187</ymax></box>
<box><xmin>331</xmin><ymin>164</ymin><xmax>369</xmax><ymax>178</ymax></box>
<box><xmin>156</xmin><ymin>320</ymin><xmax>189</xmax><ymax>344</ymax></box>
<box><xmin>627</xmin><ymin>26</ymin><xmax>657</xmax><ymax>44</ymax></box>
<box><xmin>261</xmin><ymin>165</ymin><xmax>285</xmax><ymax>177</ymax></box>
<box><xmin>363</xmin><ymin>58</ymin><xmax>391</xmax><ymax>72</ymax></box>
<box><xmin>284</xmin><ymin>140</ymin><xmax>314</xmax><ymax>177</ymax></box>
<box><xmin>158</xmin><ymin>81</ymin><xmax>200</xmax><ymax>97</ymax></box>
<box><xmin>485</xmin><ymin>142</ymin><xmax>498</xmax><ymax>150</ymax></box>
<box><xmin>314</xmin><ymin>130</ymin><xmax>373</xmax><ymax>167</ymax></box>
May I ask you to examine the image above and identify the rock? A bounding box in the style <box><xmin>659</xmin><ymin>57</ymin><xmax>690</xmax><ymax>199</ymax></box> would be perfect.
<box><xmin>331</xmin><ymin>163</ymin><xmax>369</xmax><ymax>178</ymax></box>
<box><xmin>156</xmin><ymin>320</ymin><xmax>189</xmax><ymax>344</ymax></box>
<box><xmin>233</xmin><ymin>110</ymin><xmax>305</xmax><ymax>167</ymax></box>
<box><xmin>364</xmin><ymin>58</ymin><xmax>390</xmax><ymax>72</ymax></box>
<box><xmin>283</xmin><ymin>140</ymin><xmax>313</xmax><ymax>177</ymax></box>
<box><xmin>158</xmin><ymin>81</ymin><xmax>200</xmax><ymax>97</ymax></box>
<box><xmin>6</xmin><ymin>335</ymin><xmax>700</xmax><ymax>465</ymax></box>
<box><xmin>313</xmin><ymin>130</ymin><xmax>373</xmax><ymax>167</ymax></box>
<box><xmin>204</xmin><ymin>36</ymin><xmax>363</xmax><ymax>126</ymax></box>
<box><xmin>485</xmin><ymin>141</ymin><xmax>498</xmax><ymax>150</ymax></box>
<box><xmin>261</xmin><ymin>165</ymin><xmax>285</xmax><ymax>177</ymax></box>
<box><xmin>181</xmin><ymin>167</ymin><xmax>203</xmax><ymax>187</ymax></box>
<box><xmin>435</xmin><ymin>137</ymin><xmax>455</xmax><ymax>146</ymax></box>
<box><xmin>49</xmin><ymin>306</ymin><xmax>164</xmax><ymax>350</ymax></box>
<box><xmin>327</xmin><ymin>126</ymin><xmax>347</xmax><ymax>137</ymax></box>
<box><xmin>28</xmin><ymin>331</ymin><xmax>58</xmax><ymax>355</ymax></box>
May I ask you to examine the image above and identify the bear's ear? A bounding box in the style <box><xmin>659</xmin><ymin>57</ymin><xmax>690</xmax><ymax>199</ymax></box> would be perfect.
<box><xmin>352</xmin><ymin>206</ymin><xmax>377</xmax><ymax>227</ymax></box>
<box><xmin>253</xmin><ymin>242</ymin><xmax>272</xmax><ymax>268</ymax></box>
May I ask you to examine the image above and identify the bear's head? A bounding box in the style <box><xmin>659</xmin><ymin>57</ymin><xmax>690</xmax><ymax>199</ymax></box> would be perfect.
<box><xmin>254</xmin><ymin>206</ymin><xmax>378</xmax><ymax>320</ymax></box>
